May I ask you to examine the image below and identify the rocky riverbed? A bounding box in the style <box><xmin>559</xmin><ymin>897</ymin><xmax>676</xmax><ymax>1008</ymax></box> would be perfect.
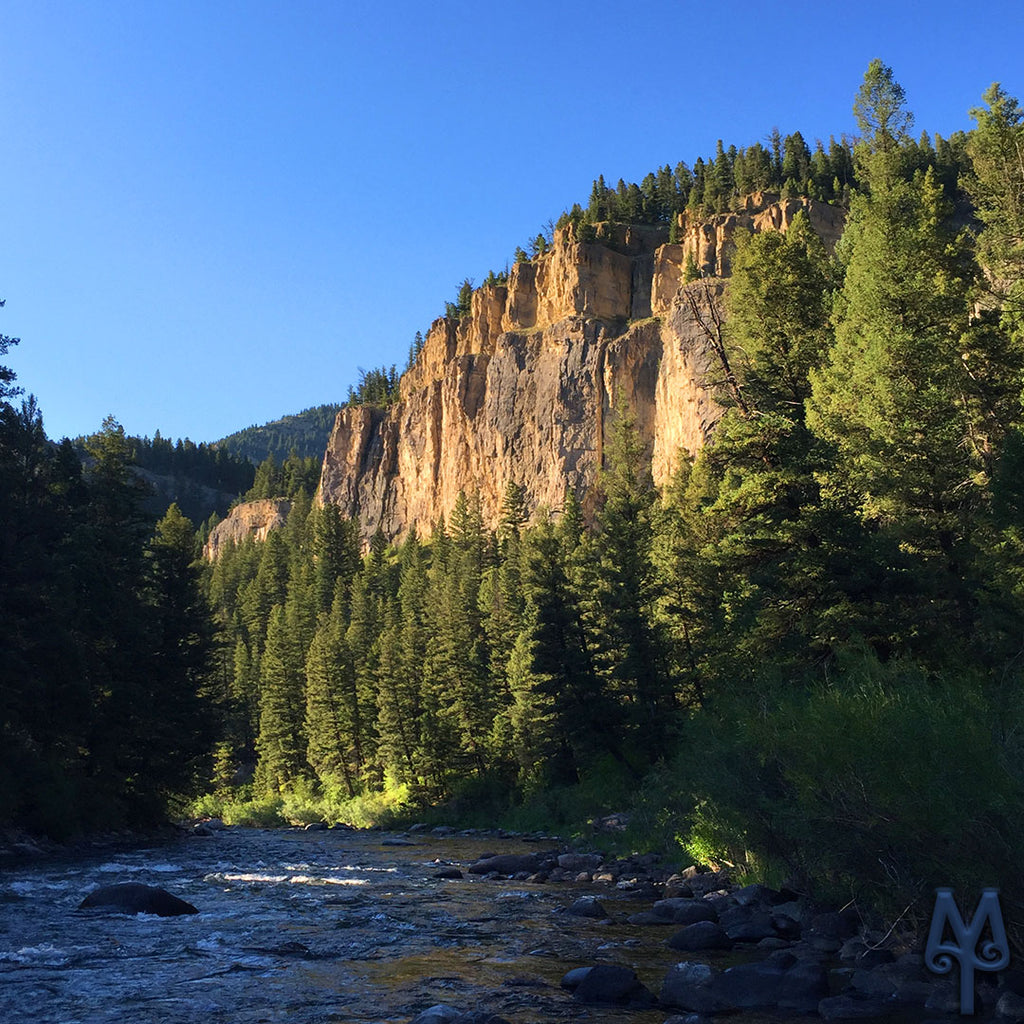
<box><xmin>0</xmin><ymin>824</ymin><xmax>1019</xmax><ymax>1023</ymax></box>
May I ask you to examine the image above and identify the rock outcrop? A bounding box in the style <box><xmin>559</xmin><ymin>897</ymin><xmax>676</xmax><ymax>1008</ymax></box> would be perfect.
<box><xmin>317</xmin><ymin>194</ymin><xmax>844</xmax><ymax>543</ymax></box>
<box><xmin>203</xmin><ymin>498</ymin><xmax>291</xmax><ymax>559</ymax></box>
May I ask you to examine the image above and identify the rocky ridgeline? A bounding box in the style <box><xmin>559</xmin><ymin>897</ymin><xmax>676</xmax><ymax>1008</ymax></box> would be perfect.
<box><xmin>204</xmin><ymin>194</ymin><xmax>847</xmax><ymax>556</ymax></box>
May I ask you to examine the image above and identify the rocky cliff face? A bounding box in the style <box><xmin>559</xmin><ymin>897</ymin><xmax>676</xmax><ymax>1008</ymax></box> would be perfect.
<box><xmin>318</xmin><ymin>194</ymin><xmax>844</xmax><ymax>542</ymax></box>
<box><xmin>203</xmin><ymin>498</ymin><xmax>291</xmax><ymax>560</ymax></box>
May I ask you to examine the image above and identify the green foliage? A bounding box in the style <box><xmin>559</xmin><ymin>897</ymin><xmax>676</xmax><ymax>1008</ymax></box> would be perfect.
<box><xmin>217</xmin><ymin>404</ymin><xmax>343</xmax><ymax>463</ymax></box>
<box><xmin>0</xmin><ymin>377</ymin><xmax>217</xmax><ymax>835</ymax></box>
<box><xmin>346</xmin><ymin>365</ymin><xmax>400</xmax><ymax>407</ymax></box>
<box><xmin>671</xmin><ymin>650</ymin><xmax>1023</xmax><ymax>914</ymax></box>
<box><xmin>243</xmin><ymin>452</ymin><xmax>320</xmax><ymax>500</ymax></box>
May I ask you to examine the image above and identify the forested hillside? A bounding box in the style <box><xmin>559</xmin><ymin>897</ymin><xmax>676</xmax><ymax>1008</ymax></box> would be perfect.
<box><xmin>199</xmin><ymin>64</ymin><xmax>1024</xmax><ymax>934</ymax></box>
<box><xmin>217</xmin><ymin>404</ymin><xmax>343</xmax><ymax>464</ymax></box>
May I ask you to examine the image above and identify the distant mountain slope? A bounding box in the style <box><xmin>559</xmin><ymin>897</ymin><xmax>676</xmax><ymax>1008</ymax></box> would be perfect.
<box><xmin>216</xmin><ymin>403</ymin><xmax>343</xmax><ymax>463</ymax></box>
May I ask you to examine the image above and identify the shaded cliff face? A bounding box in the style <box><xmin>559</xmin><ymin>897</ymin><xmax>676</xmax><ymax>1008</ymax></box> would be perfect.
<box><xmin>204</xmin><ymin>498</ymin><xmax>291</xmax><ymax>559</ymax></box>
<box><xmin>319</xmin><ymin>195</ymin><xmax>843</xmax><ymax>542</ymax></box>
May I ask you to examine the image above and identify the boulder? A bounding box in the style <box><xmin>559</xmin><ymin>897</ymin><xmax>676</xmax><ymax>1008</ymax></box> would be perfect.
<box><xmin>777</xmin><ymin>961</ymin><xmax>830</xmax><ymax>1013</ymax></box>
<box><xmin>410</xmin><ymin>1008</ymin><xmax>460</xmax><ymax>1024</ymax></box>
<box><xmin>660</xmin><ymin>962</ymin><xmax>732</xmax><ymax>1014</ymax></box>
<box><xmin>818</xmin><ymin>993</ymin><xmax>895</xmax><ymax>1019</ymax></box>
<box><xmin>566</xmin><ymin>897</ymin><xmax>607</xmax><ymax>919</ymax></box>
<box><xmin>718</xmin><ymin>905</ymin><xmax>776</xmax><ymax>942</ymax></box>
<box><xmin>560</xmin><ymin>967</ymin><xmax>592</xmax><ymax>990</ymax></box>
<box><xmin>569</xmin><ymin>964</ymin><xmax>655</xmax><ymax>1006</ymax></box>
<box><xmin>78</xmin><ymin>882</ymin><xmax>198</xmax><ymax>917</ymax></box>
<box><xmin>652</xmin><ymin>898</ymin><xmax>718</xmax><ymax>925</ymax></box>
<box><xmin>557</xmin><ymin>853</ymin><xmax>603</xmax><ymax>871</ymax></box>
<box><xmin>997</xmin><ymin>991</ymin><xmax>1024</xmax><ymax>1020</ymax></box>
<box><xmin>433</xmin><ymin>868</ymin><xmax>463</xmax><ymax>880</ymax></box>
<box><xmin>714</xmin><ymin>961</ymin><xmax>787</xmax><ymax>1008</ymax></box>
<box><xmin>468</xmin><ymin>853</ymin><xmax>542</xmax><ymax>875</ymax></box>
<box><xmin>806</xmin><ymin>909</ymin><xmax>859</xmax><ymax>952</ymax></box>
<box><xmin>667</xmin><ymin>921</ymin><xmax>733</xmax><ymax>951</ymax></box>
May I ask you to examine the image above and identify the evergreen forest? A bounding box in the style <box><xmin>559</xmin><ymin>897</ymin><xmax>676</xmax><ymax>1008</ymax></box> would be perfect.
<box><xmin>4</xmin><ymin>62</ymin><xmax>1024</xmax><ymax>945</ymax></box>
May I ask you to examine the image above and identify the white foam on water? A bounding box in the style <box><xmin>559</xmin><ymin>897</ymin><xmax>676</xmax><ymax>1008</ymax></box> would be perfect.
<box><xmin>7</xmin><ymin>880</ymin><xmax>72</xmax><ymax>895</ymax></box>
<box><xmin>0</xmin><ymin>943</ymin><xmax>71</xmax><ymax>965</ymax></box>
<box><xmin>288</xmin><ymin>874</ymin><xmax>367</xmax><ymax>886</ymax></box>
<box><xmin>203</xmin><ymin>872</ymin><xmax>289</xmax><ymax>884</ymax></box>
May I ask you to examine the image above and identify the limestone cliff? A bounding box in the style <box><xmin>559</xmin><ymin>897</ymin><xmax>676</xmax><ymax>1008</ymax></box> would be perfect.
<box><xmin>203</xmin><ymin>498</ymin><xmax>292</xmax><ymax>560</ymax></box>
<box><xmin>318</xmin><ymin>194</ymin><xmax>844</xmax><ymax>542</ymax></box>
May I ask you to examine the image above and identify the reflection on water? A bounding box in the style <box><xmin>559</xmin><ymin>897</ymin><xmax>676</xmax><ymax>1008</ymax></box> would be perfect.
<box><xmin>0</xmin><ymin>827</ymin><xmax>907</xmax><ymax>1024</ymax></box>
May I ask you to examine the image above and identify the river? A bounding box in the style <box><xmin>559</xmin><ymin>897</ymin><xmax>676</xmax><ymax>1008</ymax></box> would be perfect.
<box><xmin>0</xmin><ymin>826</ymin><xmax>923</xmax><ymax>1024</ymax></box>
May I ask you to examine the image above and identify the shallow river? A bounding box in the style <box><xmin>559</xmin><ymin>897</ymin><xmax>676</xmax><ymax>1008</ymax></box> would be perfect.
<box><xmin>0</xmin><ymin>827</ymin><xmax>909</xmax><ymax>1024</ymax></box>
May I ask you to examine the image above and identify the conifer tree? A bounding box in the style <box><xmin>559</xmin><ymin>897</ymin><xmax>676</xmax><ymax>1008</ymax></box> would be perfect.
<box><xmin>255</xmin><ymin>604</ymin><xmax>308</xmax><ymax>793</ymax></box>
<box><xmin>589</xmin><ymin>405</ymin><xmax>671</xmax><ymax>762</ymax></box>
<box><xmin>304</xmin><ymin>599</ymin><xmax>357</xmax><ymax>796</ymax></box>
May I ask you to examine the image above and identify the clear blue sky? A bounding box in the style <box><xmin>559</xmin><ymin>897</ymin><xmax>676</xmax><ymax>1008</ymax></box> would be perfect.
<box><xmin>2</xmin><ymin>0</ymin><xmax>1022</xmax><ymax>444</ymax></box>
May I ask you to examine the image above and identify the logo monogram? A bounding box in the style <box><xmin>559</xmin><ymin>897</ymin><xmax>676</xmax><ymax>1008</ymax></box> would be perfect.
<box><xmin>925</xmin><ymin>888</ymin><xmax>1010</xmax><ymax>1014</ymax></box>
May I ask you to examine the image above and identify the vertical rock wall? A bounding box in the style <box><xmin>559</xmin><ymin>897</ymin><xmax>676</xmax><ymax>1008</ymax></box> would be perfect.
<box><xmin>316</xmin><ymin>196</ymin><xmax>844</xmax><ymax>543</ymax></box>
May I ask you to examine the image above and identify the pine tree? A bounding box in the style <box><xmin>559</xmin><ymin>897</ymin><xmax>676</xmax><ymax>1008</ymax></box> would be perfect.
<box><xmin>806</xmin><ymin>62</ymin><xmax>1016</xmax><ymax>661</ymax></box>
<box><xmin>141</xmin><ymin>504</ymin><xmax>217</xmax><ymax>806</ymax></box>
<box><xmin>304</xmin><ymin>600</ymin><xmax>358</xmax><ymax>796</ymax></box>
<box><xmin>589</xmin><ymin>404</ymin><xmax>671</xmax><ymax>763</ymax></box>
<box><xmin>255</xmin><ymin>604</ymin><xmax>308</xmax><ymax>793</ymax></box>
<box><xmin>967</xmin><ymin>83</ymin><xmax>1024</xmax><ymax>338</ymax></box>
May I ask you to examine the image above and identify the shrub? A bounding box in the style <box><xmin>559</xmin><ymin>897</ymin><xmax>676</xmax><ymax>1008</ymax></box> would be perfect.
<box><xmin>670</xmin><ymin>647</ymin><xmax>1024</xmax><ymax>920</ymax></box>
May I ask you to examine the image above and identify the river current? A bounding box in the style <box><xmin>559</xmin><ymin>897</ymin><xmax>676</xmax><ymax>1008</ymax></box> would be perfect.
<box><xmin>0</xmin><ymin>826</ymin><xmax>696</xmax><ymax>1024</ymax></box>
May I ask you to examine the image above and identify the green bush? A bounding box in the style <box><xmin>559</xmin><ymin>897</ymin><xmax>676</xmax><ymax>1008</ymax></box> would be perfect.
<box><xmin>669</xmin><ymin>647</ymin><xmax>1024</xmax><ymax>919</ymax></box>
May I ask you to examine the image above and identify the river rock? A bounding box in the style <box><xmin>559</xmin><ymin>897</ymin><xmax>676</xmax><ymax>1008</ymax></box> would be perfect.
<box><xmin>733</xmin><ymin>883</ymin><xmax>779</xmax><ymax>906</ymax></box>
<box><xmin>652</xmin><ymin>898</ymin><xmax>718</xmax><ymax>925</ymax></box>
<box><xmin>557</xmin><ymin>853</ymin><xmax>603</xmax><ymax>871</ymax></box>
<box><xmin>997</xmin><ymin>991</ymin><xmax>1024</xmax><ymax>1019</ymax></box>
<box><xmin>568</xmin><ymin>964</ymin><xmax>655</xmax><ymax>1006</ymax></box>
<box><xmin>714</xmin><ymin>961</ymin><xmax>788</xmax><ymax>1008</ymax></box>
<box><xmin>659</xmin><ymin>962</ymin><xmax>732</xmax><ymax>1014</ymax></box>
<box><xmin>777</xmin><ymin>960</ymin><xmax>830</xmax><ymax>1012</ymax></box>
<box><xmin>667</xmin><ymin>921</ymin><xmax>733</xmax><ymax>951</ymax></box>
<box><xmin>468</xmin><ymin>853</ymin><xmax>544</xmax><ymax>875</ymax></box>
<box><xmin>78</xmin><ymin>882</ymin><xmax>198</xmax><ymax>916</ymax></box>
<box><xmin>818</xmin><ymin>993</ymin><xmax>896</xmax><ymax>1019</ymax></box>
<box><xmin>567</xmin><ymin>896</ymin><xmax>607</xmax><ymax>918</ymax></box>
<box><xmin>560</xmin><ymin>967</ymin><xmax>591</xmax><ymax>989</ymax></box>
<box><xmin>924</xmin><ymin>980</ymin><xmax>962</xmax><ymax>1013</ymax></box>
<box><xmin>433</xmin><ymin>867</ymin><xmax>464</xmax><ymax>879</ymax></box>
<box><xmin>806</xmin><ymin>909</ymin><xmax>859</xmax><ymax>952</ymax></box>
<box><xmin>718</xmin><ymin>904</ymin><xmax>776</xmax><ymax>941</ymax></box>
<box><xmin>410</xmin><ymin>1006</ymin><xmax>460</xmax><ymax>1024</ymax></box>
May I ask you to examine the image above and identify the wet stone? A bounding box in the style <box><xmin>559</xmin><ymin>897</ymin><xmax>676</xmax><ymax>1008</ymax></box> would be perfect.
<box><xmin>667</xmin><ymin>920</ymin><xmax>733</xmax><ymax>951</ymax></box>
<box><xmin>570</xmin><ymin>964</ymin><xmax>655</xmax><ymax>1006</ymax></box>
<box><xmin>566</xmin><ymin>896</ymin><xmax>607</xmax><ymax>918</ymax></box>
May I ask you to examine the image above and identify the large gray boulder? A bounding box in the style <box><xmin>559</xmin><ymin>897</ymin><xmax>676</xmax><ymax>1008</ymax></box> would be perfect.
<box><xmin>78</xmin><ymin>882</ymin><xmax>198</xmax><ymax>917</ymax></box>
